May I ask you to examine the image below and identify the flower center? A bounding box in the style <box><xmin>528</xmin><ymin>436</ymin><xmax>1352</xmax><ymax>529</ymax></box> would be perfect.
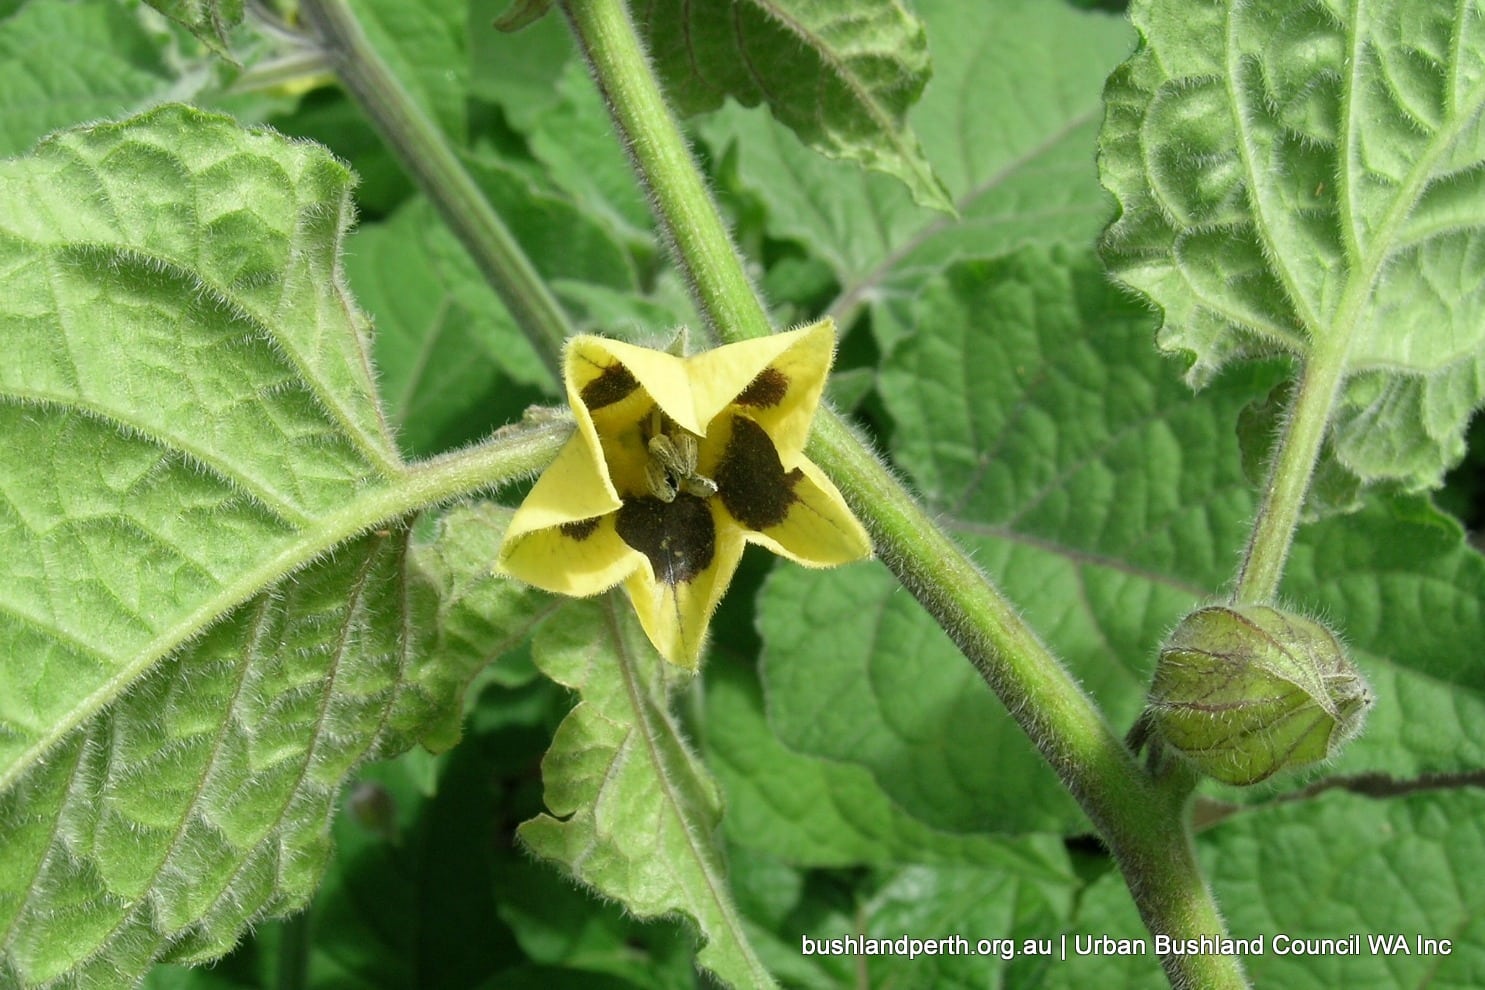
<box><xmin>643</xmin><ymin>407</ymin><xmax>717</xmax><ymax>502</ymax></box>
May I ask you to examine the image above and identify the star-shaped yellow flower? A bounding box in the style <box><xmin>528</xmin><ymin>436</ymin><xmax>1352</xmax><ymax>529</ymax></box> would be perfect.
<box><xmin>497</xmin><ymin>318</ymin><xmax>871</xmax><ymax>667</ymax></box>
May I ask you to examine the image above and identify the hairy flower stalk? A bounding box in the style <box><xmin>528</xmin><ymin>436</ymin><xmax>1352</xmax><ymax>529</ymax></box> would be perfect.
<box><xmin>498</xmin><ymin>318</ymin><xmax>871</xmax><ymax>665</ymax></box>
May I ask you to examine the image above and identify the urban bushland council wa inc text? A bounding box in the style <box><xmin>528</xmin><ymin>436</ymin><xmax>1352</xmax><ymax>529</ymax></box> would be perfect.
<box><xmin>799</xmin><ymin>933</ymin><xmax>1452</xmax><ymax>962</ymax></box>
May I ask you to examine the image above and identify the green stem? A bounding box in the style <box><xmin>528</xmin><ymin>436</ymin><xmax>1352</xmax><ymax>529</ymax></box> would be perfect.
<box><xmin>298</xmin><ymin>0</ymin><xmax>572</xmax><ymax>379</ymax></box>
<box><xmin>1232</xmin><ymin>349</ymin><xmax>1346</xmax><ymax>604</ymax></box>
<box><xmin>402</xmin><ymin>417</ymin><xmax>575</xmax><ymax>503</ymax></box>
<box><xmin>559</xmin><ymin>0</ymin><xmax>772</xmax><ymax>346</ymax></box>
<box><xmin>274</xmin><ymin>910</ymin><xmax>311</xmax><ymax>990</ymax></box>
<box><xmin>561</xmin><ymin>1</ymin><xmax>1244</xmax><ymax>986</ymax></box>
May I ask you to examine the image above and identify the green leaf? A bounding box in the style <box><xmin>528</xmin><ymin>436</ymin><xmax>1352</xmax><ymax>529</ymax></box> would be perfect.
<box><xmin>1278</xmin><ymin>496</ymin><xmax>1485</xmax><ymax>781</ymax></box>
<box><xmin>345</xmin><ymin>150</ymin><xmax>642</xmax><ymax>455</ymax></box>
<box><xmin>704</xmin><ymin>654</ymin><xmax>1043</xmax><ymax>866</ymax></box>
<box><xmin>1</xmin><ymin>528</ymin><xmax>415</xmax><ymax>986</ymax></box>
<box><xmin>0</xmin><ymin>106</ymin><xmax>544</xmax><ymax>986</ymax></box>
<box><xmin>518</xmin><ymin>596</ymin><xmax>776</xmax><ymax>990</ymax></box>
<box><xmin>463</xmin><ymin>151</ymin><xmax>639</xmax><ymax>292</ymax></box>
<box><xmin>143</xmin><ymin>0</ymin><xmax>244</xmax><ymax>60</ymax></box>
<box><xmin>1101</xmin><ymin>0</ymin><xmax>1485</xmax><ymax>491</ymax></box>
<box><xmin>702</xmin><ymin>0</ymin><xmax>1134</xmax><ymax>345</ymax></box>
<box><xmin>495</xmin><ymin>858</ymin><xmax>700</xmax><ymax>989</ymax></box>
<box><xmin>765</xmin><ymin>248</ymin><xmax>1261</xmax><ymax>834</ymax></box>
<box><xmin>138</xmin><ymin>659</ymin><xmax>569</xmax><ymax>988</ymax></box>
<box><xmin>0</xmin><ymin>1</ymin><xmax>176</xmax><ymax>157</ymax></box>
<box><xmin>522</xmin><ymin>61</ymin><xmax>658</xmax><ymax>246</ymax></box>
<box><xmin>470</xmin><ymin>36</ymin><xmax>657</xmax><ymax>248</ymax></box>
<box><xmin>843</xmin><ymin>861</ymin><xmax>1073</xmax><ymax>990</ymax></box>
<box><xmin>403</xmin><ymin>502</ymin><xmax>560</xmax><ymax>750</ymax></box>
<box><xmin>469</xmin><ymin>0</ymin><xmax>573</xmax><ymax>125</ymax></box>
<box><xmin>722</xmin><ymin>849</ymin><xmax>1080</xmax><ymax>990</ymax></box>
<box><xmin>1207</xmin><ymin>788</ymin><xmax>1485</xmax><ymax>987</ymax></box>
<box><xmin>636</xmin><ymin>0</ymin><xmax>951</xmax><ymax>212</ymax></box>
<box><xmin>0</xmin><ymin>103</ymin><xmax>398</xmax><ymax>785</ymax></box>
<box><xmin>266</xmin><ymin>95</ymin><xmax>416</xmax><ymax>219</ymax></box>
<box><xmin>347</xmin><ymin>197</ymin><xmax>548</xmax><ymax>458</ymax></box>
<box><xmin>283</xmin><ymin>693</ymin><xmax>537</xmax><ymax>987</ymax></box>
<box><xmin>1045</xmin><ymin>789</ymin><xmax>1485</xmax><ymax>988</ymax></box>
<box><xmin>763</xmin><ymin>248</ymin><xmax>1485</xmax><ymax>837</ymax></box>
<box><xmin>550</xmin><ymin>272</ymin><xmax>701</xmax><ymax>346</ymax></box>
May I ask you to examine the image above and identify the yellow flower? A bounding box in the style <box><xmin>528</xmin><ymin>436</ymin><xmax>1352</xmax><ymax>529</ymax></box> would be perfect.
<box><xmin>497</xmin><ymin>318</ymin><xmax>871</xmax><ymax>667</ymax></box>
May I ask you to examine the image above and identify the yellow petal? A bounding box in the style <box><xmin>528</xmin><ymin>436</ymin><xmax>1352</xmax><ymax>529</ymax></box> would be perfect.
<box><xmin>566</xmin><ymin>334</ymin><xmax>705</xmax><ymax>435</ymax></box>
<box><xmin>499</xmin><ymin>511</ymin><xmax>644</xmax><ymax>597</ymax></box>
<box><xmin>503</xmin><ymin>434</ymin><xmax>619</xmax><ymax>542</ymax></box>
<box><xmin>744</xmin><ymin>458</ymin><xmax>872</xmax><ymax>567</ymax></box>
<box><xmin>497</xmin><ymin>432</ymin><xmax>634</xmax><ymax>597</ymax></box>
<box><xmin>616</xmin><ymin>495</ymin><xmax>745</xmax><ymax>667</ymax></box>
<box><xmin>500</xmin><ymin>322</ymin><xmax>864</xmax><ymax>668</ymax></box>
<box><xmin>690</xmin><ymin>317</ymin><xmax>834</xmax><ymax>455</ymax></box>
<box><xmin>707</xmin><ymin>412</ymin><xmax>871</xmax><ymax>566</ymax></box>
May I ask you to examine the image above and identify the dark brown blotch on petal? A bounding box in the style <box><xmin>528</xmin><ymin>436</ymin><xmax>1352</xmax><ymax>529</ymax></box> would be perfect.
<box><xmin>616</xmin><ymin>493</ymin><xmax>716</xmax><ymax>585</ymax></box>
<box><xmin>581</xmin><ymin>363</ymin><xmax>639</xmax><ymax>410</ymax></box>
<box><xmin>734</xmin><ymin>367</ymin><xmax>789</xmax><ymax>408</ymax></box>
<box><xmin>716</xmin><ymin>416</ymin><xmax>802</xmax><ymax>530</ymax></box>
<box><xmin>560</xmin><ymin>517</ymin><xmax>601</xmax><ymax>541</ymax></box>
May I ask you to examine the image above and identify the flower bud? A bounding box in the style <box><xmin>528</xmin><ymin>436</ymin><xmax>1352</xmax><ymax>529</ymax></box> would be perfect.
<box><xmin>1146</xmin><ymin>605</ymin><xmax>1372</xmax><ymax>785</ymax></box>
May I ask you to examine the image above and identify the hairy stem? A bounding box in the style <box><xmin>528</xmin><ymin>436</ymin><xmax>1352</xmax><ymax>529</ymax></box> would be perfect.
<box><xmin>559</xmin><ymin>0</ymin><xmax>772</xmax><ymax>347</ymax></box>
<box><xmin>299</xmin><ymin>0</ymin><xmax>572</xmax><ymax>379</ymax></box>
<box><xmin>1232</xmin><ymin>350</ymin><xmax>1347</xmax><ymax>604</ymax></box>
<box><xmin>808</xmin><ymin>415</ymin><xmax>1240</xmax><ymax>989</ymax></box>
<box><xmin>561</xmin><ymin>0</ymin><xmax>1244</xmax><ymax>985</ymax></box>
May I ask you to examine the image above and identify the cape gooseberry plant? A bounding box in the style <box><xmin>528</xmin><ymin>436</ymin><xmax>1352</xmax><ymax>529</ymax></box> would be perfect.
<box><xmin>2</xmin><ymin>0</ymin><xmax>1484</xmax><ymax>987</ymax></box>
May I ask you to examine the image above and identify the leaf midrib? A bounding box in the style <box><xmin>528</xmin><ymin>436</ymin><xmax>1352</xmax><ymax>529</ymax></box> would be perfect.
<box><xmin>1229</xmin><ymin>2</ymin><xmax>1485</xmax><ymax>371</ymax></box>
<box><xmin>744</xmin><ymin>0</ymin><xmax>934</xmax><ymax>186</ymax></box>
<box><xmin>189</xmin><ymin>536</ymin><xmax>403</xmax><ymax>936</ymax></box>
<box><xmin>828</xmin><ymin>107</ymin><xmax>1103</xmax><ymax>323</ymax></box>
<box><xmin>603</xmin><ymin>596</ymin><xmax>776</xmax><ymax>988</ymax></box>
<box><xmin>65</xmin><ymin>594</ymin><xmax>269</xmax><ymax>973</ymax></box>
<box><xmin>0</xmin><ymin>416</ymin><xmax>574</xmax><ymax>792</ymax></box>
<box><xmin>0</xmin><ymin>472</ymin><xmax>405</xmax><ymax>792</ymax></box>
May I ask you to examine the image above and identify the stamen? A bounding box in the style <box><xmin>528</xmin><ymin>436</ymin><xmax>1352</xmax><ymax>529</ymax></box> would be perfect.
<box><xmin>642</xmin><ymin>408</ymin><xmax>716</xmax><ymax>502</ymax></box>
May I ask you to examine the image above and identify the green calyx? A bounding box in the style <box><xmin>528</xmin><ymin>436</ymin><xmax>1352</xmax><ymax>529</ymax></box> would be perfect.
<box><xmin>1144</xmin><ymin>606</ymin><xmax>1373</xmax><ymax>786</ymax></box>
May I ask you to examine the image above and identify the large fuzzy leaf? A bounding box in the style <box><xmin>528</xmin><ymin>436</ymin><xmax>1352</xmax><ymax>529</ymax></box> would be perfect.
<box><xmin>1101</xmin><ymin>0</ymin><xmax>1485</xmax><ymax>491</ymax></box>
<box><xmin>1043</xmin><ymin>789</ymin><xmax>1485</xmax><ymax>988</ymax></box>
<box><xmin>0</xmin><ymin>1</ymin><xmax>177</xmax><ymax>157</ymax></box>
<box><xmin>0</xmin><ymin>106</ymin><xmax>541</xmax><ymax>986</ymax></box>
<box><xmin>637</xmin><ymin>0</ymin><xmax>951</xmax><ymax>211</ymax></box>
<box><xmin>701</xmin><ymin>0</ymin><xmax>1133</xmax><ymax>347</ymax></box>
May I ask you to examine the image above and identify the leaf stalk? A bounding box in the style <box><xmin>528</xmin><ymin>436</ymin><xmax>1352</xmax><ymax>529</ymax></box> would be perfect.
<box><xmin>1233</xmin><ymin>348</ymin><xmax>1348</xmax><ymax>604</ymax></box>
<box><xmin>299</xmin><ymin>0</ymin><xmax>572</xmax><ymax>378</ymax></box>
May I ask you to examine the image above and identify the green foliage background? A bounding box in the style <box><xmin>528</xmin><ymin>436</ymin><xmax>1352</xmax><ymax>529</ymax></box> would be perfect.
<box><xmin>1</xmin><ymin>0</ymin><xmax>1483</xmax><ymax>988</ymax></box>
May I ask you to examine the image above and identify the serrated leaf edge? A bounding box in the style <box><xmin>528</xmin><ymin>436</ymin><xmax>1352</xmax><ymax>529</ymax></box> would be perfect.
<box><xmin>524</xmin><ymin>594</ymin><xmax>777</xmax><ymax>989</ymax></box>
